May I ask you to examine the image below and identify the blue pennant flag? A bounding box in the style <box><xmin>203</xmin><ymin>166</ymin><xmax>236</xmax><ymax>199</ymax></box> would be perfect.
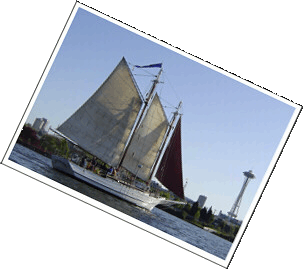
<box><xmin>135</xmin><ymin>63</ymin><xmax>162</xmax><ymax>68</ymax></box>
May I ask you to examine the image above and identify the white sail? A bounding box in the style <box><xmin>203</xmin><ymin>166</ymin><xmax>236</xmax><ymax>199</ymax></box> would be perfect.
<box><xmin>121</xmin><ymin>93</ymin><xmax>169</xmax><ymax>180</ymax></box>
<box><xmin>57</xmin><ymin>58</ymin><xmax>143</xmax><ymax>166</ymax></box>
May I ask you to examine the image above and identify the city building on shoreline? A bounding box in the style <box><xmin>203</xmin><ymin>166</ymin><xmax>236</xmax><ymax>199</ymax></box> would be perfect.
<box><xmin>197</xmin><ymin>195</ymin><xmax>207</xmax><ymax>208</ymax></box>
<box><xmin>32</xmin><ymin>118</ymin><xmax>49</xmax><ymax>134</ymax></box>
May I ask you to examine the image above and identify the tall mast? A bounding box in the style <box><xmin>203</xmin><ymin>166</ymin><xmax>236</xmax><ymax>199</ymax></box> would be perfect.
<box><xmin>148</xmin><ymin>101</ymin><xmax>182</xmax><ymax>182</ymax></box>
<box><xmin>118</xmin><ymin>67</ymin><xmax>163</xmax><ymax>168</ymax></box>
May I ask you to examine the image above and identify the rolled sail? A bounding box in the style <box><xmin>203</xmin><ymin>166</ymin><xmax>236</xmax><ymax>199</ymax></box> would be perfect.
<box><xmin>122</xmin><ymin>93</ymin><xmax>169</xmax><ymax>181</ymax></box>
<box><xmin>57</xmin><ymin>57</ymin><xmax>143</xmax><ymax>167</ymax></box>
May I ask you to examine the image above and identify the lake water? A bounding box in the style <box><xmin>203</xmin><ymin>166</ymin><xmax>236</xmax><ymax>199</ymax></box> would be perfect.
<box><xmin>9</xmin><ymin>143</ymin><xmax>232</xmax><ymax>260</ymax></box>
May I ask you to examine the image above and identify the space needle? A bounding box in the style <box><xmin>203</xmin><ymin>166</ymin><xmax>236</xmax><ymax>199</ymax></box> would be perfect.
<box><xmin>228</xmin><ymin>170</ymin><xmax>255</xmax><ymax>220</ymax></box>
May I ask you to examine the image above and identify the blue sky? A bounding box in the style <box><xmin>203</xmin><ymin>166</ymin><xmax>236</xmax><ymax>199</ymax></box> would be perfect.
<box><xmin>26</xmin><ymin>7</ymin><xmax>295</xmax><ymax>220</ymax></box>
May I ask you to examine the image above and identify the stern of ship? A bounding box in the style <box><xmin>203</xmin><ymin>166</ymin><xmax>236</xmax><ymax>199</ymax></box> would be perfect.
<box><xmin>51</xmin><ymin>155</ymin><xmax>75</xmax><ymax>176</ymax></box>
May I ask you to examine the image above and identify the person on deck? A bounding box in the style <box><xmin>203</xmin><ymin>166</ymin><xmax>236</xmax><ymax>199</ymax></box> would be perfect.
<box><xmin>91</xmin><ymin>157</ymin><xmax>97</xmax><ymax>171</ymax></box>
<box><xmin>80</xmin><ymin>156</ymin><xmax>87</xmax><ymax>168</ymax></box>
<box><xmin>107</xmin><ymin>167</ymin><xmax>113</xmax><ymax>176</ymax></box>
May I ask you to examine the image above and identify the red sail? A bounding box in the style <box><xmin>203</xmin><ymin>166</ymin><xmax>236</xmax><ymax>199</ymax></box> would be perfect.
<box><xmin>155</xmin><ymin>117</ymin><xmax>184</xmax><ymax>199</ymax></box>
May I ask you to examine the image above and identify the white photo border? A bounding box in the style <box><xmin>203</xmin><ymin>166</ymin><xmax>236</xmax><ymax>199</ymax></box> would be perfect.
<box><xmin>2</xmin><ymin>2</ymin><xmax>302</xmax><ymax>268</ymax></box>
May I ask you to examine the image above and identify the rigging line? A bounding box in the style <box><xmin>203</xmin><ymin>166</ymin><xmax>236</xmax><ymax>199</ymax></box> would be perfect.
<box><xmin>124</xmin><ymin>64</ymin><xmax>145</xmax><ymax>102</ymax></box>
<box><xmin>159</xmin><ymin>96</ymin><xmax>176</xmax><ymax>110</ymax></box>
<box><xmin>140</xmin><ymin>67</ymin><xmax>156</xmax><ymax>77</ymax></box>
<box><xmin>133</xmin><ymin>74</ymin><xmax>156</xmax><ymax>77</ymax></box>
<box><xmin>162</xmin><ymin>70</ymin><xmax>181</xmax><ymax>102</ymax></box>
<box><xmin>156</xmin><ymin>76</ymin><xmax>164</xmax><ymax>96</ymax></box>
<box><xmin>163</xmin><ymin>105</ymin><xmax>176</xmax><ymax>109</ymax></box>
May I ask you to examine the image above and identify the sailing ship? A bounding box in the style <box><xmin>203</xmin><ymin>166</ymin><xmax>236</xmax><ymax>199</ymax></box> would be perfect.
<box><xmin>51</xmin><ymin>57</ymin><xmax>186</xmax><ymax>211</ymax></box>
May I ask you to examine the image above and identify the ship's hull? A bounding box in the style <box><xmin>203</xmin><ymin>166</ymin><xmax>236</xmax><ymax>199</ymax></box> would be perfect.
<box><xmin>51</xmin><ymin>155</ymin><xmax>169</xmax><ymax>211</ymax></box>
